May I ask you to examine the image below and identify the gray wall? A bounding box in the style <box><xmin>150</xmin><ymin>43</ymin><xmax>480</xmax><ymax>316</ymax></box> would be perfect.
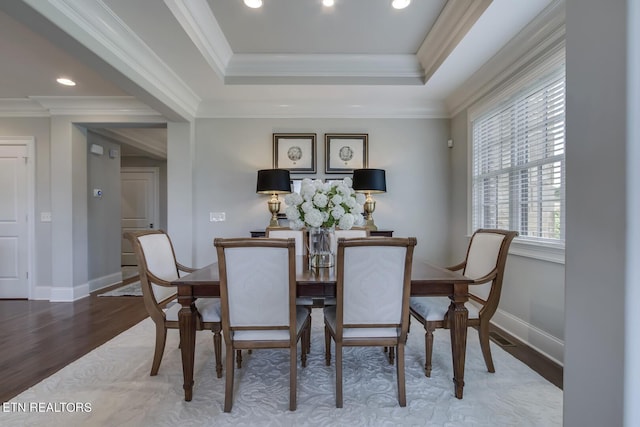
<box><xmin>86</xmin><ymin>132</ymin><xmax>122</xmax><ymax>288</ymax></box>
<box><xmin>189</xmin><ymin>118</ymin><xmax>452</xmax><ymax>268</ymax></box>
<box><xmin>564</xmin><ymin>0</ymin><xmax>629</xmax><ymax>425</ymax></box>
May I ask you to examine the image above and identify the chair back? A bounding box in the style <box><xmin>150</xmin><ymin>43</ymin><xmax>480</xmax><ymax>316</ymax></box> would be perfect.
<box><xmin>266</xmin><ymin>228</ymin><xmax>307</xmax><ymax>256</ymax></box>
<box><xmin>331</xmin><ymin>227</ymin><xmax>370</xmax><ymax>254</ymax></box>
<box><xmin>215</xmin><ymin>238</ymin><xmax>297</xmax><ymax>343</ymax></box>
<box><xmin>335</xmin><ymin>237</ymin><xmax>416</xmax><ymax>339</ymax></box>
<box><xmin>463</xmin><ymin>229</ymin><xmax>518</xmax><ymax>312</ymax></box>
<box><xmin>127</xmin><ymin>230</ymin><xmax>180</xmax><ymax>305</ymax></box>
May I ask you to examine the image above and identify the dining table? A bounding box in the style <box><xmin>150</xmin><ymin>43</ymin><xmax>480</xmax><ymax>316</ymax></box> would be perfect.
<box><xmin>172</xmin><ymin>256</ymin><xmax>473</xmax><ymax>401</ymax></box>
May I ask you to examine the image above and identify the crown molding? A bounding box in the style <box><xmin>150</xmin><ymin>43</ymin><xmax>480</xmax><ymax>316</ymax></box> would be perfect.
<box><xmin>0</xmin><ymin>99</ymin><xmax>49</xmax><ymax>117</ymax></box>
<box><xmin>22</xmin><ymin>0</ymin><xmax>200</xmax><ymax>120</ymax></box>
<box><xmin>446</xmin><ymin>0</ymin><xmax>566</xmax><ymax>117</ymax></box>
<box><xmin>164</xmin><ymin>0</ymin><xmax>233</xmax><ymax>80</ymax></box>
<box><xmin>197</xmin><ymin>99</ymin><xmax>448</xmax><ymax>119</ymax></box>
<box><xmin>0</xmin><ymin>96</ymin><xmax>161</xmax><ymax>117</ymax></box>
<box><xmin>417</xmin><ymin>0</ymin><xmax>493</xmax><ymax>84</ymax></box>
<box><xmin>167</xmin><ymin>1</ymin><xmax>425</xmax><ymax>85</ymax></box>
<box><xmin>225</xmin><ymin>54</ymin><xmax>424</xmax><ymax>85</ymax></box>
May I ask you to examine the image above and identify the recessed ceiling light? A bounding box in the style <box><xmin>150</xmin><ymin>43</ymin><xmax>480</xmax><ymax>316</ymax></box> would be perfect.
<box><xmin>56</xmin><ymin>78</ymin><xmax>76</xmax><ymax>86</ymax></box>
<box><xmin>391</xmin><ymin>0</ymin><xmax>410</xmax><ymax>9</ymax></box>
<box><xmin>244</xmin><ymin>0</ymin><xmax>262</xmax><ymax>8</ymax></box>
<box><xmin>322</xmin><ymin>0</ymin><xmax>335</xmax><ymax>6</ymax></box>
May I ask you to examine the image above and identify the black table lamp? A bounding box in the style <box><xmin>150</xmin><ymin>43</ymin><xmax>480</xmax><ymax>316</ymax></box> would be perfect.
<box><xmin>352</xmin><ymin>168</ymin><xmax>386</xmax><ymax>230</ymax></box>
<box><xmin>256</xmin><ymin>169</ymin><xmax>291</xmax><ymax>228</ymax></box>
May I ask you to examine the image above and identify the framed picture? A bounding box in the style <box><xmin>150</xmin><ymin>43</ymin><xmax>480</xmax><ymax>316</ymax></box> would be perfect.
<box><xmin>325</xmin><ymin>133</ymin><xmax>368</xmax><ymax>173</ymax></box>
<box><xmin>273</xmin><ymin>133</ymin><xmax>316</xmax><ymax>173</ymax></box>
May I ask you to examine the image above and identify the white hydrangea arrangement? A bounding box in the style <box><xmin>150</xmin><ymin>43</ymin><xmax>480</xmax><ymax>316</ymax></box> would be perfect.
<box><xmin>283</xmin><ymin>177</ymin><xmax>366</xmax><ymax>230</ymax></box>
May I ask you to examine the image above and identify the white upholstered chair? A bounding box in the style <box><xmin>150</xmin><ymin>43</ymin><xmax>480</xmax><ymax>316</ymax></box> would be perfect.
<box><xmin>126</xmin><ymin>230</ymin><xmax>222</xmax><ymax>377</ymax></box>
<box><xmin>324</xmin><ymin>237</ymin><xmax>417</xmax><ymax>408</ymax></box>
<box><xmin>266</xmin><ymin>228</ymin><xmax>314</xmax><ymax>332</ymax></box>
<box><xmin>214</xmin><ymin>237</ymin><xmax>311</xmax><ymax>412</ymax></box>
<box><xmin>409</xmin><ymin>228</ymin><xmax>518</xmax><ymax>377</ymax></box>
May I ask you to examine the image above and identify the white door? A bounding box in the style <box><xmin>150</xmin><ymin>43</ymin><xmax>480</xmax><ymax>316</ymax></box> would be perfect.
<box><xmin>0</xmin><ymin>145</ymin><xmax>28</xmax><ymax>298</ymax></box>
<box><xmin>121</xmin><ymin>168</ymin><xmax>159</xmax><ymax>266</ymax></box>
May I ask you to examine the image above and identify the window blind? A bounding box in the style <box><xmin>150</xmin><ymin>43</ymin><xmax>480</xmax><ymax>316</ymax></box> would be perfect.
<box><xmin>471</xmin><ymin>69</ymin><xmax>565</xmax><ymax>243</ymax></box>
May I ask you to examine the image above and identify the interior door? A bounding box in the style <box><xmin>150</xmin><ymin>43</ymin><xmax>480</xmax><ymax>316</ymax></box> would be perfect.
<box><xmin>0</xmin><ymin>145</ymin><xmax>28</xmax><ymax>298</ymax></box>
<box><xmin>121</xmin><ymin>168</ymin><xmax>159</xmax><ymax>266</ymax></box>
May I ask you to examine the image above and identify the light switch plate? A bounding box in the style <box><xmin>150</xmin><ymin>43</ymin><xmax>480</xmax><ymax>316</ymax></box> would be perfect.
<box><xmin>210</xmin><ymin>212</ymin><xmax>226</xmax><ymax>222</ymax></box>
<box><xmin>41</xmin><ymin>212</ymin><xmax>52</xmax><ymax>222</ymax></box>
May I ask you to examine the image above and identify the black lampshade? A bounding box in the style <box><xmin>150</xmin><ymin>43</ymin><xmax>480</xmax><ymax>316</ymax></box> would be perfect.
<box><xmin>352</xmin><ymin>169</ymin><xmax>386</xmax><ymax>193</ymax></box>
<box><xmin>256</xmin><ymin>169</ymin><xmax>291</xmax><ymax>194</ymax></box>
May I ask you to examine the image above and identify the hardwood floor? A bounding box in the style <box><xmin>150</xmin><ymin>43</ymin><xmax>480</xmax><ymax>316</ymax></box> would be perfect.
<box><xmin>0</xmin><ymin>278</ymin><xmax>147</xmax><ymax>403</ymax></box>
<box><xmin>0</xmin><ymin>286</ymin><xmax>563</xmax><ymax>403</ymax></box>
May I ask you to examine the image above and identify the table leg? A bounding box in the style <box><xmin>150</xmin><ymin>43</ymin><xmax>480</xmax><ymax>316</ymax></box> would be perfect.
<box><xmin>449</xmin><ymin>287</ymin><xmax>468</xmax><ymax>399</ymax></box>
<box><xmin>179</xmin><ymin>297</ymin><xmax>197</xmax><ymax>401</ymax></box>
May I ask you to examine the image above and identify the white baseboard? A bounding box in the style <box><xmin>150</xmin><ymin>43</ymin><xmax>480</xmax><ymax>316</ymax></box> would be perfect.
<box><xmin>88</xmin><ymin>272</ymin><xmax>123</xmax><ymax>292</ymax></box>
<box><xmin>491</xmin><ymin>308</ymin><xmax>564</xmax><ymax>366</ymax></box>
<box><xmin>49</xmin><ymin>283</ymin><xmax>91</xmax><ymax>302</ymax></box>
<box><xmin>32</xmin><ymin>286</ymin><xmax>52</xmax><ymax>300</ymax></box>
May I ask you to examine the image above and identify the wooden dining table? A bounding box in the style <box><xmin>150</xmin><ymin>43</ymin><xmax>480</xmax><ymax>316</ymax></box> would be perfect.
<box><xmin>172</xmin><ymin>257</ymin><xmax>473</xmax><ymax>401</ymax></box>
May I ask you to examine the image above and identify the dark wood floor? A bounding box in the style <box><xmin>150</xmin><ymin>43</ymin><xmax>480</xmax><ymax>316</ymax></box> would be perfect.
<box><xmin>0</xmin><ymin>284</ymin><xmax>562</xmax><ymax>403</ymax></box>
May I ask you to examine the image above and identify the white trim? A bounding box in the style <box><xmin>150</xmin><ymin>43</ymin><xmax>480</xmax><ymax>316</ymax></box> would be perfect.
<box><xmin>0</xmin><ymin>137</ymin><xmax>36</xmax><ymax>300</ymax></box>
<box><xmin>447</xmin><ymin>0</ymin><xmax>566</xmax><ymax>117</ymax></box>
<box><xmin>510</xmin><ymin>239</ymin><xmax>565</xmax><ymax>264</ymax></box>
<box><xmin>50</xmin><ymin>283</ymin><xmax>90</xmax><ymax>302</ymax></box>
<box><xmin>417</xmin><ymin>0</ymin><xmax>492</xmax><ymax>83</ymax></box>
<box><xmin>492</xmin><ymin>308</ymin><xmax>564</xmax><ymax>366</ymax></box>
<box><xmin>197</xmin><ymin>99</ymin><xmax>449</xmax><ymax>119</ymax></box>
<box><xmin>88</xmin><ymin>271</ymin><xmax>123</xmax><ymax>292</ymax></box>
<box><xmin>22</xmin><ymin>0</ymin><xmax>200</xmax><ymax>120</ymax></box>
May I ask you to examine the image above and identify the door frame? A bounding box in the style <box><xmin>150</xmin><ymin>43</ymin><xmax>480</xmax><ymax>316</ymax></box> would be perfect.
<box><xmin>0</xmin><ymin>137</ymin><xmax>35</xmax><ymax>299</ymax></box>
<box><xmin>120</xmin><ymin>166</ymin><xmax>160</xmax><ymax>264</ymax></box>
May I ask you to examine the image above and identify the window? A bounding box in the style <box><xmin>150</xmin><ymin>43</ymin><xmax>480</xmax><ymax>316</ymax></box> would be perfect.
<box><xmin>471</xmin><ymin>67</ymin><xmax>565</xmax><ymax>245</ymax></box>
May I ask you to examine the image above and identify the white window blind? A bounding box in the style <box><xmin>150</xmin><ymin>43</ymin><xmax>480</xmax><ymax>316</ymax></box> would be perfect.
<box><xmin>471</xmin><ymin>68</ymin><xmax>565</xmax><ymax>244</ymax></box>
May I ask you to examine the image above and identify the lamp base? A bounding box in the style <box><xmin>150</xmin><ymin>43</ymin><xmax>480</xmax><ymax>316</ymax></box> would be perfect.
<box><xmin>364</xmin><ymin>219</ymin><xmax>378</xmax><ymax>231</ymax></box>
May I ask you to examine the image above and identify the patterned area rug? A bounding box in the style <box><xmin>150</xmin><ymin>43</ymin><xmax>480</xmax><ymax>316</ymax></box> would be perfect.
<box><xmin>97</xmin><ymin>281</ymin><xmax>142</xmax><ymax>297</ymax></box>
<box><xmin>1</xmin><ymin>309</ymin><xmax>562</xmax><ymax>426</ymax></box>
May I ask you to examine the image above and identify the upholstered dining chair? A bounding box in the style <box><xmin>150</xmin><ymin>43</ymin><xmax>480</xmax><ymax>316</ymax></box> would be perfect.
<box><xmin>409</xmin><ymin>228</ymin><xmax>518</xmax><ymax>377</ymax></box>
<box><xmin>214</xmin><ymin>237</ymin><xmax>312</xmax><ymax>412</ymax></box>
<box><xmin>324</xmin><ymin>237</ymin><xmax>417</xmax><ymax>408</ymax></box>
<box><xmin>266</xmin><ymin>227</ymin><xmax>313</xmax><ymax>353</ymax></box>
<box><xmin>324</xmin><ymin>227</ymin><xmax>371</xmax><ymax>306</ymax></box>
<box><xmin>126</xmin><ymin>230</ymin><xmax>223</xmax><ymax>377</ymax></box>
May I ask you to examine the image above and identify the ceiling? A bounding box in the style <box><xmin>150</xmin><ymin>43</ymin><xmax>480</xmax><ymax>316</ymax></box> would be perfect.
<box><xmin>0</xmin><ymin>0</ymin><xmax>555</xmax><ymax>156</ymax></box>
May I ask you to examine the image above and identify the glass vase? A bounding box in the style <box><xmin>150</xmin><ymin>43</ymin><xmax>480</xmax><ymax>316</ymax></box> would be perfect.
<box><xmin>309</xmin><ymin>227</ymin><xmax>335</xmax><ymax>268</ymax></box>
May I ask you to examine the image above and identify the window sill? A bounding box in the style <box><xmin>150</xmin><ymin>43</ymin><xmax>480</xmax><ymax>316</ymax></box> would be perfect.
<box><xmin>509</xmin><ymin>239</ymin><xmax>565</xmax><ymax>264</ymax></box>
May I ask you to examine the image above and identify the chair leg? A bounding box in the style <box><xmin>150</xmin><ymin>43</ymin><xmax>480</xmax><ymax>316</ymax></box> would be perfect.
<box><xmin>424</xmin><ymin>324</ymin><xmax>435</xmax><ymax>377</ymax></box>
<box><xmin>213</xmin><ymin>329</ymin><xmax>222</xmax><ymax>378</ymax></box>
<box><xmin>335</xmin><ymin>342</ymin><xmax>343</xmax><ymax>408</ymax></box>
<box><xmin>236</xmin><ymin>349</ymin><xmax>243</xmax><ymax>369</ymax></box>
<box><xmin>396</xmin><ymin>343</ymin><xmax>406</xmax><ymax>407</ymax></box>
<box><xmin>150</xmin><ymin>323</ymin><xmax>167</xmax><ymax>376</ymax></box>
<box><xmin>478</xmin><ymin>320</ymin><xmax>495</xmax><ymax>373</ymax></box>
<box><xmin>300</xmin><ymin>322</ymin><xmax>309</xmax><ymax>368</ymax></box>
<box><xmin>224</xmin><ymin>344</ymin><xmax>235</xmax><ymax>412</ymax></box>
<box><xmin>388</xmin><ymin>346</ymin><xmax>395</xmax><ymax>365</ymax></box>
<box><xmin>324</xmin><ymin>324</ymin><xmax>331</xmax><ymax>366</ymax></box>
<box><xmin>290</xmin><ymin>345</ymin><xmax>297</xmax><ymax>411</ymax></box>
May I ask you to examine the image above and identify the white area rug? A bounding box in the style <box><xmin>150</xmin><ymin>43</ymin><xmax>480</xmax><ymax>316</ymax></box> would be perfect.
<box><xmin>97</xmin><ymin>281</ymin><xmax>142</xmax><ymax>297</ymax></box>
<box><xmin>1</xmin><ymin>309</ymin><xmax>562</xmax><ymax>426</ymax></box>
